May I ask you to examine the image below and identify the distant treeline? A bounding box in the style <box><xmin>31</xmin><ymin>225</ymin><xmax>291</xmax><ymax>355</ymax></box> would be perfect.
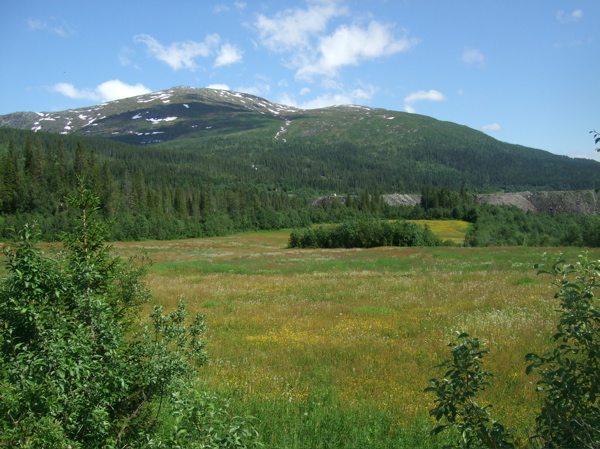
<box><xmin>1</xmin><ymin>127</ymin><xmax>600</xmax><ymax>246</ymax></box>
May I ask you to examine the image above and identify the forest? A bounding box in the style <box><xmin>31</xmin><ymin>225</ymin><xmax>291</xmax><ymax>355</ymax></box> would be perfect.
<box><xmin>1</xmin><ymin>127</ymin><xmax>600</xmax><ymax>246</ymax></box>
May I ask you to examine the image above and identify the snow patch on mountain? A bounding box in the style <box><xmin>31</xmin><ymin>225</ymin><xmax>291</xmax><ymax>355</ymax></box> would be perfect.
<box><xmin>137</xmin><ymin>92</ymin><xmax>173</xmax><ymax>103</ymax></box>
<box><xmin>146</xmin><ymin>117</ymin><xmax>177</xmax><ymax>124</ymax></box>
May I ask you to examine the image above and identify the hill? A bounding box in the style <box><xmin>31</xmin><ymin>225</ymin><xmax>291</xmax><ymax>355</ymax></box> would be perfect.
<box><xmin>1</xmin><ymin>86</ymin><xmax>599</xmax><ymax>194</ymax></box>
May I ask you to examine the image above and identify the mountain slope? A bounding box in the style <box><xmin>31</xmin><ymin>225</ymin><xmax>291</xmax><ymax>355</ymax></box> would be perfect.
<box><xmin>1</xmin><ymin>86</ymin><xmax>599</xmax><ymax>193</ymax></box>
<box><xmin>0</xmin><ymin>86</ymin><xmax>297</xmax><ymax>144</ymax></box>
<box><xmin>0</xmin><ymin>86</ymin><xmax>519</xmax><ymax>149</ymax></box>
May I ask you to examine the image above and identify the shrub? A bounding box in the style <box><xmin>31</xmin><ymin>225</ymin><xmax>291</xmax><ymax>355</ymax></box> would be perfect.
<box><xmin>288</xmin><ymin>219</ymin><xmax>444</xmax><ymax>248</ymax></box>
<box><xmin>526</xmin><ymin>254</ymin><xmax>600</xmax><ymax>448</ymax></box>
<box><xmin>0</xmin><ymin>183</ymin><xmax>259</xmax><ymax>448</ymax></box>
<box><xmin>425</xmin><ymin>333</ymin><xmax>515</xmax><ymax>449</ymax></box>
<box><xmin>427</xmin><ymin>253</ymin><xmax>600</xmax><ymax>449</ymax></box>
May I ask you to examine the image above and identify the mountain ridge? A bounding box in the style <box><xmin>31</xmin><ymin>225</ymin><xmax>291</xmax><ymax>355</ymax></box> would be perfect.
<box><xmin>0</xmin><ymin>86</ymin><xmax>301</xmax><ymax>144</ymax></box>
<box><xmin>2</xmin><ymin>86</ymin><xmax>600</xmax><ymax>194</ymax></box>
<box><xmin>0</xmin><ymin>86</ymin><xmax>507</xmax><ymax>148</ymax></box>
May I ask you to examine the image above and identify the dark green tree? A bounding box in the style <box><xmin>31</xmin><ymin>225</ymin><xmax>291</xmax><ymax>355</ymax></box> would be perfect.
<box><xmin>0</xmin><ymin>140</ymin><xmax>21</xmax><ymax>213</ymax></box>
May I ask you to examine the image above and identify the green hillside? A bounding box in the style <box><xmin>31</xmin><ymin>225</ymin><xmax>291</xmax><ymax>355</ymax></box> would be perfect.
<box><xmin>1</xmin><ymin>86</ymin><xmax>599</xmax><ymax>193</ymax></box>
<box><xmin>1</xmin><ymin>87</ymin><xmax>600</xmax><ymax>243</ymax></box>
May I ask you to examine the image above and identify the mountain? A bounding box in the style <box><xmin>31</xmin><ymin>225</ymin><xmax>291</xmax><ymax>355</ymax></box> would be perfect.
<box><xmin>1</xmin><ymin>86</ymin><xmax>600</xmax><ymax>193</ymax></box>
<box><xmin>0</xmin><ymin>86</ymin><xmax>298</xmax><ymax>144</ymax></box>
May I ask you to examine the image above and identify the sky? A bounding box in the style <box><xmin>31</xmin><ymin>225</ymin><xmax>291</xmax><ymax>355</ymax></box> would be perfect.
<box><xmin>1</xmin><ymin>0</ymin><xmax>598</xmax><ymax>159</ymax></box>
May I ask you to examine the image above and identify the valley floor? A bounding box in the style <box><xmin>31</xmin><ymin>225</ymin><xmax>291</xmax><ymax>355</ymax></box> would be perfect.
<box><xmin>110</xmin><ymin>230</ymin><xmax>595</xmax><ymax>447</ymax></box>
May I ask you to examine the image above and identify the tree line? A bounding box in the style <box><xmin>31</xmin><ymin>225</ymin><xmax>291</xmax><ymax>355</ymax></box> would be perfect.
<box><xmin>2</xmin><ymin>128</ymin><xmax>600</xmax><ymax>247</ymax></box>
<box><xmin>288</xmin><ymin>219</ymin><xmax>446</xmax><ymax>249</ymax></box>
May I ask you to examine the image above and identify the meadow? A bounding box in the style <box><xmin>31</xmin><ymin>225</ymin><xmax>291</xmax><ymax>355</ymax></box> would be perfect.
<box><xmin>94</xmin><ymin>226</ymin><xmax>600</xmax><ymax>447</ymax></box>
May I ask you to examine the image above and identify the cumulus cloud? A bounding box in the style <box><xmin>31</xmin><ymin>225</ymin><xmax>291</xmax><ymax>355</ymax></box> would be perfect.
<box><xmin>51</xmin><ymin>80</ymin><xmax>151</xmax><ymax>102</ymax></box>
<box><xmin>557</xmin><ymin>9</ymin><xmax>583</xmax><ymax>23</ymax></box>
<box><xmin>280</xmin><ymin>84</ymin><xmax>377</xmax><ymax>109</ymax></box>
<box><xmin>27</xmin><ymin>18</ymin><xmax>73</xmax><ymax>37</ymax></box>
<box><xmin>255</xmin><ymin>0</ymin><xmax>347</xmax><ymax>52</ymax></box>
<box><xmin>134</xmin><ymin>33</ymin><xmax>220</xmax><ymax>70</ymax></box>
<box><xmin>214</xmin><ymin>43</ymin><xmax>243</xmax><ymax>67</ymax></box>
<box><xmin>254</xmin><ymin>1</ymin><xmax>417</xmax><ymax>82</ymax></box>
<box><xmin>206</xmin><ymin>83</ymin><xmax>231</xmax><ymax>90</ymax></box>
<box><xmin>462</xmin><ymin>49</ymin><xmax>484</xmax><ymax>66</ymax></box>
<box><xmin>297</xmin><ymin>21</ymin><xmax>418</xmax><ymax>80</ymax></box>
<box><xmin>403</xmin><ymin>89</ymin><xmax>446</xmax><ymax>113</ymax></box>
<box><xmin>481</xmin><ymin>123</ymin><xmax>502</xmax><ymax>132</ymax></box>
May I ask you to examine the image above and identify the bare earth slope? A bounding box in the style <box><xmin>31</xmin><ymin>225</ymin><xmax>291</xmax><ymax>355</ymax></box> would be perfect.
<box><xmin>476</xmin><ymin>190</ymin><xmax>600</xmax><ymax>215</ymax></box>
<box><xmin>380</xmin><ymin>190</ymin><xmax>600</xmax><ymax>215</ymax></box>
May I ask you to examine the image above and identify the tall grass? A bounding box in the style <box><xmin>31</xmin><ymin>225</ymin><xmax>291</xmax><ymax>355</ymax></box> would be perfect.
<box><xmin>110</xmin><ymin>229</ymin><xmax>597</xmax><ymax>448</ymax></box>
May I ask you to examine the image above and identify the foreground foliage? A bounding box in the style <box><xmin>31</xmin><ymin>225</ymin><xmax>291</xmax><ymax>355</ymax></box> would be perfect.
<box><xmin>427</xmin><ymin>254</ymin><xmax>600</xmax><ymax>448</ymax></box>
<box><xmin>0</xmin><ymin>184</ymin><xmax>259</xmax><ymax>448</ymax></box>
<box><xmin>526</xmin><ymin>254</ymin><xmax>600</xmax><ymax>448</ymax></box>
<box><xmin>425</xmin><ymin>333</ymin><xmax>515</xmax><ymax>448</ymax></box>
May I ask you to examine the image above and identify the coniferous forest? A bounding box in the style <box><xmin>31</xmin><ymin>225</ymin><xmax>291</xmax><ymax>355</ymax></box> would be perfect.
<box><xmin>1</xmin><ymin>127</ymin><xmax>600</xmax><ymax>246</ymax></box>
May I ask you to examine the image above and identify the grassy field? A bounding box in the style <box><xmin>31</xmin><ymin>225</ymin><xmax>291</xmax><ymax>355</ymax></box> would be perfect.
<box><xmin>408</xmin><ymin>219</ymin><xmax>471</xmax><ymax>244</ymax></box>
<box><xmin>3</xmin><ymin>223</ymin><xmax>589</xmax><ymax>447</ymax></box>
<box><xmin>105</xmin><ymin>227</ymin><xmax>600</xmax><ymax>448</ymax></box>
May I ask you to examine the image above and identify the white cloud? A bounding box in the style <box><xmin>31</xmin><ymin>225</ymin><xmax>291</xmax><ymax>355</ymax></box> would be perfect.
<box><xmin>234</xmin><ymin>1</ymin><xmax>246</xmax><ymax>11</ymax></box>
<box><xmin>27</xmin><ymin>18</ymin><xmax>73</xmax><ymax>38</ymax></box>
<box><xmin>214</xmin><ymin>43</ymin><xmax>243</xmax><ymax>67</ymax></box>
<box><xmin>235</xmin><ymin>84</ymin><xmax>271</xmax><ymax>97</ymax></box>
<box><xmin>297</xmin><ymin>21</ymin><xmax>418</xmax><ymax>80</ymax></box>
<box><xmin>51</xmin><ymin>80</ymin><xmax>151</xmax><ymax>102</ymax></box>
<box><xmin>206</xmin><ymin>83</ymin><xmax>231</xmax><ymax>90</ymax></box>
<box><xmin>213</xmin><ymin>4</ymin><xmax>230</xmax><ymax>13</ymax></box>
<box><xmin>481</xmin><ymin>123</ymin><xmax>502</xmax><ymax>132</ymax></box>
<box><xmin>134</xmin><ymin>33</ymin><xmax>220</xmax><ymax>70</ymax></box>
<box><xmin>51</xmin><ymin>83</ymin><xmax>98</xmax><ymax>100</ymax></box>
<box><xmin>299</xmin><ymin>87</ymin><xmax>311</xmax><ymax>95</ymax></box>
<box><xmin>280</xmin><ymin>84</ymin><xmax>377</xmax><ymax>109</ymax></box>
<box><xmin>97</xmin><ymin>80</ymin><xmax>151</xmax><ymax>101</ymax></box>
<box><xmin>403</xmin><ymin>89</ymin><xmax>446</xmax><ymax>113</ymax></box>
<box><xmin>462</xmin><ymin>49</ymin><xmax>484</xmax><ymax>66</ymax></box>
<box><xmin>557</xmin><ymin>9</ymin><xmax>583</xmax><ymax>23</ymax></box>
<box><xmin>254</xmin><ymin>2</ymin><xmax>417</xmax><ymax>82</ymax></box>
<box><xmin>118</xmin><ymin>46</ymin><xmax>142</xmax><ymax>69</ymax></box>
<box><xmin>255</xmin><ymin>0</ymin><xmax>347</xmax><ymax>52</ymax></box>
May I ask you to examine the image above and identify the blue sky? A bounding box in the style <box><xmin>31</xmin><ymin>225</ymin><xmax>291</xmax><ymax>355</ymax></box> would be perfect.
<box><xmin>1</xmin><ymin>0</ymin><xmax>598</xmax><ymax>159</ymax></box>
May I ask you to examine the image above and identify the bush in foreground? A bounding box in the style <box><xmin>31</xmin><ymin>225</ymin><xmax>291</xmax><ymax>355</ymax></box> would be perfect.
<box><xmin>0</xmin><ymin>184</ymin><xmax>259</xmax><ymax>448</ymax></box>
<box><xmin>427</xmin><ymin>254</ymin><xmax>600</xmax><ymax>448</ymax></box>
